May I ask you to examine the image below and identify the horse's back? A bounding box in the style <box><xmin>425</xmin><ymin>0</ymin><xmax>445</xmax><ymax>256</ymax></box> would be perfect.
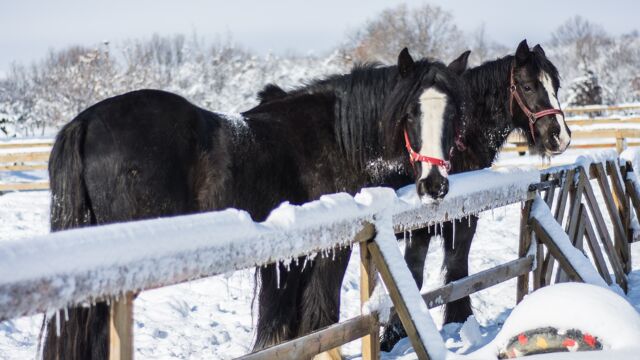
<box><xmin>55</xmin><ymin>89</ymin><xmax>228</xmax><ymax>224</ymax></box>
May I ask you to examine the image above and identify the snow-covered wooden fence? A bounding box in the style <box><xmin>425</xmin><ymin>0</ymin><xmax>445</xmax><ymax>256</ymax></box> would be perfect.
<box><xmin>1</xmin><ymin>150</ymin><xmax>639</xmax><ymax>359</ymax></box>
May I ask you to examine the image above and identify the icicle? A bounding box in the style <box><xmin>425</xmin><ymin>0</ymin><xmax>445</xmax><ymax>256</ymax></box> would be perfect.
<box><xmin>63</xmin><ymin>307</ymin><xmax>69</xmax><ymax>321</ymax></box>
<box><xmin>452</xmin><ymin>219</ymin><xmax>456</xmax><ymax>251</ymax></box>
<box><xmin>468</xmin><ymin>214</ymin><xmax>472</xmax><ymax>227</ymax></box>
<box><xmin>55</xmin><ymin>310</ymin><xmax>61</xmax><ymax>337</ymax></box>
<box><xmin>275</xmin><ymin>262</ymin><xmax>281</xmax><ymax>289</ymax></box>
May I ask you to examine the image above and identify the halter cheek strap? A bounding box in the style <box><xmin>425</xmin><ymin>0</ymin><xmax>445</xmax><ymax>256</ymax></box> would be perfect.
<box><xmin>509</xmin><ymin>62</ymin><xmax>564</xmax><ymax>142</ymax></box>
<box><xmin>403</xmin><ymin>129</ymin><xmax>450</xmax><ymax>172</ymax></box>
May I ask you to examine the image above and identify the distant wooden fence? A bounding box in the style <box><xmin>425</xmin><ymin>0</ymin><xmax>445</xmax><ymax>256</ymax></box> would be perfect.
<box><xmin>503</xmin><ymin>104</ymin><xmax>640</xmax><ymax>154</ymax></box>
<box><xmin>1</xmin><ymin>151</ymin><xmax>638</xmax><ymax>359</ymax></box>
<box><xmin>0</xmin><ymin>139</ymin><xmax>51</xmax><ymax>192</ymax></box>
<box><xmin>2</xmin><ymin>104</ymin><xmax>640</xmax><ymax>192</ymax></box>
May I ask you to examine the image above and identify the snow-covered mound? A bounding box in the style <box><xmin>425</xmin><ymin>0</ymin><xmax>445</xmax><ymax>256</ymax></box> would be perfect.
<box><xmin>470</xmin><ymin>283</ymin><xmax>640</xmax><ymax>359</ymax></box>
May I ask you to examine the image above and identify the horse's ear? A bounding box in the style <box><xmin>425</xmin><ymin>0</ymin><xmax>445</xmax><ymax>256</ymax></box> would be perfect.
<box><xmin>448</xmin><ymin>50</ymin><xmax>471</xmax><ymax>75</ymax></box>
<box><xmin>398</xmin><ymin>48</ymin><xmax>415</xmax><ymax>78</ymax></box>
<box><xmin>532</xmin><ymin>44</ymin><xmax>546</xmax><ymax>58</ymax></box>
<box><xmin>515</xmin><ymin>39</ymin><xmax>530</xmax><ymax>66</ymax></box>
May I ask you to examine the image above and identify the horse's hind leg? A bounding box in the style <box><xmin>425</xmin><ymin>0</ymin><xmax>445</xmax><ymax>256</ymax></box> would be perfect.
<box><xmin>253</xmin><ymin>261</ymin><xmax>304</xmax><ymax>351</ymax></box>
<box><xmin>380</xmin><ymin>227</ymin><xmax>432</xmax><ymax>351</ymax></box>
<box><xmin>296</xmin><ymin>246</ymin><xmax>351</xmax><ymax>360</ymax></box>
<box><xmin>442</xmin><ymin>216</ymin><xmax>478</xmax><ymax>324</ymax></box>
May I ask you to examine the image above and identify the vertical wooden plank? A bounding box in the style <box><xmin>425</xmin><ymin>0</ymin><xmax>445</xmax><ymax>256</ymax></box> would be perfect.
<box><xmin>623</xmin><ymin>161</ymin><xmax>640</xmax><ymax>226</ymax></box>
<box><xmin>367</xmin><ymin>242</ymin><xmax>431</xmax><ymax>360</ymax></box>
<box><xmin>582</xmin><ymin>210</ymin><xmax>614</xmax><ymax>285</ymax></box>
<box><xmin>541</xmin><ymin>169</ymin><xmax>573</xmax><ymax>286</ymax></box>
<box><xmin>594</xmin><ymin>162</ymin><xmax>629</xmax><ymax>271</ymax></box>
<box><xmin>530</xmin><ymin>218</ymin><xmax>584</xmax><ymax>282</ymax></box>
<box><xmin>607</xmin><ymin>161</ymin><xmax>632</xmax><ymax>272</ymax></box>
<box><xmin>517</xmin><ymin>198</ymin><xmax>533</xmax><ymax>303</ymax></box>
<box><xmin>550</xmin><ymin>169</ymin><xmax>583</xmax><ymax>285</ymax></box>
<box><xmin>582</xmin><ymin>173</ymin><xmax>628</xmax><ymax>291</ymax></box>
<box><xmin>615</xmin><ymin>134</ymin><xmax>625</xmax><ymax>154</ymax></box>
<box><xmin>109</xmin><ymin>292</ymin><xmax>135</xmax><ymax>360</ymax></box>
<box><xmin>360</xmin><ymin>240</ymin><xmax>379</xmax><ymax>360</ymax></box>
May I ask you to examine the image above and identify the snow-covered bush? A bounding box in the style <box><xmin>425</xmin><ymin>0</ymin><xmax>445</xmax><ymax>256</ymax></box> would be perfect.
<box><xmin>0</xmin><ymin>35</ymin><xmax>349</xmax><ymax>137</ymax></box>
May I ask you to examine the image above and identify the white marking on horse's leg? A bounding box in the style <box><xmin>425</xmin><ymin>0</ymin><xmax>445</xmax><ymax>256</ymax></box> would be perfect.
<box><xmin>418</xmin><ymin>88</ymin><xmax>448</xmax><ymax>179</ymax></box>
<box><xmin>540</xmin><ymin>72</ymin><xmax>571</xmax><ymax>151</ymax></box>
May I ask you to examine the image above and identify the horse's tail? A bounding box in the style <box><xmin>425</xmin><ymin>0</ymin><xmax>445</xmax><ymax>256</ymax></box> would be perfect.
<box><xmin>42</xmin><ymin>118</ymin><xmax>110</xmax><ymax>360</ymax></box>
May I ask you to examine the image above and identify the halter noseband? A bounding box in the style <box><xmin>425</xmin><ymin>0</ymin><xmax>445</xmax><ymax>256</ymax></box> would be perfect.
<box><xmin>509</xmin><ymin>61</ymin><xmax>564</xmax><ymax>142</ymax></box>
<box><xmin>403</xmin><ymin>129</ymin><xmax>450</xmax><ymax>172</ymax></box>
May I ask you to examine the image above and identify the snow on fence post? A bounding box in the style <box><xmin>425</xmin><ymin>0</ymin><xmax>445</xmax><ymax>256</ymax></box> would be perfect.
<box><xmin>367</xmin><ymin>214</ymin><xmax>448</xmax><ymax>360</ymax></box>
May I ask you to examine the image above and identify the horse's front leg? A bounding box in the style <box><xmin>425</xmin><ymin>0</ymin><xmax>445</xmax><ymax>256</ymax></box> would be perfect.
<box><xmin>380</xmin><ymin>227</ymin><xmax>432</xmax><ymax>351</ymax></box>
<box><xmin>442</xmin><ymin>215</ymin><xmax>478</xmax><ymax>324</ymax></box>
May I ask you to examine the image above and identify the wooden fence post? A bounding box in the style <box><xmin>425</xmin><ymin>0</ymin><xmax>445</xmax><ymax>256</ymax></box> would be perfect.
<box><xmin>360</xmin><ymin>239</ymin><xmax>379</xmax><ymax>360</ymax></box>
<box><xmin>109</xmin><ymin>292</ymin><xmax>135</xmax><ymax>360</ymax></box>
<box><xmin>517</xmin><ymin>197</ymin><xmax>533</xmax><ymax>303</ymax></box>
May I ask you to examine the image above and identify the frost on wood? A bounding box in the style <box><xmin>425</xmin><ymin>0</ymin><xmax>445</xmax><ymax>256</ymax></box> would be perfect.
<box><xmin>392</xmin><ymin>167</ymin><xmax>539</xmax><ymax>231</ymax></box>
<box><xmin>0</xmin><ymin>167</ymin><xmax>542</xmax><ymax>320</ymax></box>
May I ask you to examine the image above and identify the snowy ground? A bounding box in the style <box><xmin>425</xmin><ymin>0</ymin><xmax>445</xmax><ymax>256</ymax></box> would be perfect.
<box><xmin>1</xmin><ymin>150</ymin><xmax>640</xmax><ymax>359</ymax></box>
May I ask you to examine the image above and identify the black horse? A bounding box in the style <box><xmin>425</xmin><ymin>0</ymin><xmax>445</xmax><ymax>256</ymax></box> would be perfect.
<box><xmin>380</xmin><ymin>40</ymin><xmax>571</xmax><ymax>351</ymax></box>
<box><xmin>42</xmin><ymin>48</ymin><xmax>467</xmax><ymax>359</ymax></box>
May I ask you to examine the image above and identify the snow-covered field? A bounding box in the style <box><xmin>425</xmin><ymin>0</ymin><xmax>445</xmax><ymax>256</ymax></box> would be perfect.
<box><xmin>1</xmin><ymin>150</ymin><xmax>640</xmax><ymax>359</ymax></box>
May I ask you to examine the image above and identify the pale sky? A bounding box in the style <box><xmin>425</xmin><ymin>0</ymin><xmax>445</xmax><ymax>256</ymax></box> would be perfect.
<box><xmin>1</xmin><ymin>0</ymin><xmax>638</xmax><ymax>74</ymax></box>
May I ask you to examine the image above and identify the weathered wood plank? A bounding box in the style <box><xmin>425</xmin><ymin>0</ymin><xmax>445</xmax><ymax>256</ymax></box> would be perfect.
<box><xmin>606</xmin><ymin>161</ymin><xmax>632</xmax><ymax>272</ymax></box>
<box><xmin>360</xmin><ymin>240</ymin><xmax>379</xmax><ymax>360</ymax></box>
<box><xmin>545</xmin><ymin>169</ymin><xmax>580</xmax><ymax>285</ymax></box>
<box><xmin>0</xmin><ymin>181</ymin><xmax>49</xmax><ymax>191</ymax></box>
<box><xmin>423</xmin><ymin>255</ymin><xmax>534</xmax><ymax>309</ymax></box>
<box><xmin>595</xmin><ymin>163</ymin><xmax>628</xmax><ymax>261</ymax></box>
<box><xmin>237</xmin><ymin>315</ymin><xmax>375</xmax><ymax>360</ymax></box>
<box><xmin>581</xmin><ymin>209</ymin><xmax>613</xmax><ymax>285</ymax></box>
<box><xmin>0</xmin><ymin>164</ymin><xmax>48</xmax><ymax>171</ymax></box>
<box><xmin>0</xmin><ymin>142</ymin><xmax>53</xmax><ymax>149</ymax></box>
<box><xmin>582</xmin><ymin>173</ymin><xmax>628</xmax><ymax>291</ymax></box>
<box><xmin>0</xmin><ymin>151</ymin><xmax>50</xmax><ymax>163</ymax></box>
<box><xmin>367</xmin><ymin>241</ymin><xmax>430</xmax><ymax>360</ymax></box>
<box><xmin>517</xmin><ymin>198</ymin><xmax>533</xmax><ymax>303</ymax></box>
<box><xmin>530</xmin><ymin>217</ymin><xmax>584</xmax><ymax>282</ymax></box>
<box><xmin>109</xmin><ymin>292</ymin><xmax>135</xmax><ymax>360</ymax></box>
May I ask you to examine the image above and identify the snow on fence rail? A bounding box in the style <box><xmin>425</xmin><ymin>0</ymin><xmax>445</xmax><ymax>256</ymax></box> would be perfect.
<box><xmin>1</xmin><ymin>149</ymin><xmax>640</xmax><ymax>360</ymax></box>
<box><xmin>0</xmin><ymin>167</ymin><xmax>538</xmax><ymax>321</ymax></box>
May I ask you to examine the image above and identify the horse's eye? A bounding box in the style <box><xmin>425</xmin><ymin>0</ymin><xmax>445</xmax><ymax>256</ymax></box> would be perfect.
<box><xmin>523</xmin><ymin>85</ymin><xmax>533</xmax><ymax>92</ymax></box>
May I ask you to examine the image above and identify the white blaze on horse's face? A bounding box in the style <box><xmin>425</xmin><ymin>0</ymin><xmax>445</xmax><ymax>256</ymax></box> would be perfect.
<box><xmin>418</xmin><ymin>88</ymin><xmax>448</xmax><ymax>179</ymax></box>
<box><xmin>540</xmin><ymin>72</ymin><xmax>571</xmax><ymax>152</ymax></box>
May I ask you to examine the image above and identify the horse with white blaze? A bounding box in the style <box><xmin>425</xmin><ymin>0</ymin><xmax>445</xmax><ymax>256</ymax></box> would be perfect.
<box><xmin>381</xmin><ymin>40</ymin><xmax>573</xmax><ymax>351</ymax></box>
<box><xmin>43</xmin><ymin>48</ymin><xmax>468</xmax><ymax>360</ymax></box>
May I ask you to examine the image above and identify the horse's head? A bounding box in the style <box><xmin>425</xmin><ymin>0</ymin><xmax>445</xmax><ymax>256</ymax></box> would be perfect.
<box><xmin>383</xmin><ymin>48</ymin><xmax>467</xmax><ymax>199</ymax></box>
<box><xmin>510</xmin><ymin>40</ymin><xmax>571</xmax><ymax>155</ymax></box>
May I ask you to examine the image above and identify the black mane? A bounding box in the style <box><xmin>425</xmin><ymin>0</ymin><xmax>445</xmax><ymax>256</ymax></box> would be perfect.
<box><xmin>249</xmin><ymin>60</ymin><xmax>463</xmax><ymax>170</ymax></box>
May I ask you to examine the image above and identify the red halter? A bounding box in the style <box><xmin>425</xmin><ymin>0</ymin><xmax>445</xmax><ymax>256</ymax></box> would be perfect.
<box><xmin>403</xmin><ymin>129</ymin><xmax>450</xmax><ymax>172</ymax></box>
<box><xmin>509</xmin><ymin>61</ymin><xmax>564</xmax><ymax>142</ymax></box>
